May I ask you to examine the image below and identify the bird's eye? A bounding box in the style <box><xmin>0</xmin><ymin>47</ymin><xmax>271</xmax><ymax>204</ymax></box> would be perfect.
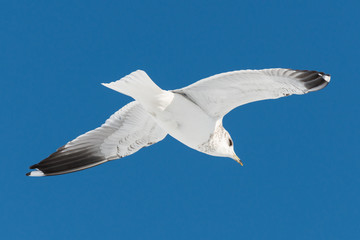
<box><xmin>228</xmin><ymin>138</ymin><xmax>233</xmax><ymax>146</ymax></box>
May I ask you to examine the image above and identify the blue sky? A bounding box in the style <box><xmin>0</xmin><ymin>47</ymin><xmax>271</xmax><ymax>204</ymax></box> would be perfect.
<box><xmin>1</xmin><ymin>0</ymin><xmax>359</xmax><ymax>239</ymax></box>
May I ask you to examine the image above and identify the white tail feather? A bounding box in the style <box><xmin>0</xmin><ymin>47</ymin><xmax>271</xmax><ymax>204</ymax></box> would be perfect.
<box><xmin>102</xmin><ymin>70</ymin><xmax>163</xmax><ymax>101</ymax></box>
<box><xmin>102</xmin><ymin>70</ymin><xmax>173</xmax><ymax>112</ymax></box>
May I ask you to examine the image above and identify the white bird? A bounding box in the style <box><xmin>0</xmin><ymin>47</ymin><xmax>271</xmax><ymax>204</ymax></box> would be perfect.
<box><xmin>27</xmin><ymin>68</ymin><xmax>330</xmax><ymax>176</ymax></box>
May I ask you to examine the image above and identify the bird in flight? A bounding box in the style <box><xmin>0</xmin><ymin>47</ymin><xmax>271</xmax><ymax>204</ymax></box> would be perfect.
<box><xmin>27</xmin><ymin>68</ymin><xmax>330</xmax><ymax>176</ymax></box>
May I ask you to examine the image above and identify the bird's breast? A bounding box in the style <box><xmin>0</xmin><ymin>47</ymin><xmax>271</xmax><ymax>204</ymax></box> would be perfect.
<box><xmin>152</xmin><ymin>93</ymin><xmax>216</xmax><ymax>150</ymax></box>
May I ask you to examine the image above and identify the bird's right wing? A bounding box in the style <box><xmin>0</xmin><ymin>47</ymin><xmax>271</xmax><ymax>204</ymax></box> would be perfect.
<box><xmin>27</xmin><ymin>101</ymin><xmax>167</xmax><ymax>176</ymax></box>
<box><xmin>173</xmin><ymin>68</ymin><xmax>330</xmax><ymax>118</ymax></box>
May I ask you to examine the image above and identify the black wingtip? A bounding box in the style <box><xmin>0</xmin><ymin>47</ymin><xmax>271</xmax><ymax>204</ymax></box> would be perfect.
<box><xmin>292</xmin><ymin>69</ymin><xmax>331</xmax><ymax>92</ymax></box>
<box><xmin>29</xmin><ymin>164</ymin><xmax>38</xmax><ymax>169</ymax></box>
<box><xmin>26</xmin><ymin>172</ymin><xmax>31</xmax><ymax>176</ymax></box>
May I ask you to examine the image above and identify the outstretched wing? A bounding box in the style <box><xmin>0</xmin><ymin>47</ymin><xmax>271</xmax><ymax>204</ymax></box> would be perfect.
<box><xmin>27</xmin><ymin>101</ymin><xmax>167</xmax><ymax>176</ymax></box>
<box><xmin>173</xmin><ymin>68</ymin><xmax>330</xmax><ymax>118</ymax></box>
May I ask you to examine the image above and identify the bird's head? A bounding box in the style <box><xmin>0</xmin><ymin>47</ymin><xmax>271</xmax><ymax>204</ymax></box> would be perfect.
<box><xmin>210</xmin><ymin>125</ymin><xmax>243</xmax><ymax>166</ymax></box>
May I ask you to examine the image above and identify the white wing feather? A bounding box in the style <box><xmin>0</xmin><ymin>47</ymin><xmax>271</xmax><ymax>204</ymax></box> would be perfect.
<box><xmin>173</xmin><ymin>68</ymin><xmax>330</xmax><ymax>118</ymax></box>
<box><xmin>27</xmin><ymin>101</ymin><xmax>167</xmax><ymax>176</ymax></box>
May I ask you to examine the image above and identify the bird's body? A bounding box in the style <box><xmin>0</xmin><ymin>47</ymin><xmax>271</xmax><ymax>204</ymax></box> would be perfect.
<box><xmin>27</xmin><ymin>68</ymin><xmax>330</xmax><ymax>177</ymax></box>
<box><xmin>157</xmin><ymin>94</ymin><xmax>234</xmax><ymax>158</ymax></box>
<box><xmin>150</xmin><ymin>92</ymin><xmax>219</xmax><ymax>153</ymax></box>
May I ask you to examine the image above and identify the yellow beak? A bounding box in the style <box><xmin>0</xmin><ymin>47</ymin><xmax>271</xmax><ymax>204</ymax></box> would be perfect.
<box><xmin>233</xmin><ymin>154</ymin><xmax>243</xmax><ymax>166</ymax></box>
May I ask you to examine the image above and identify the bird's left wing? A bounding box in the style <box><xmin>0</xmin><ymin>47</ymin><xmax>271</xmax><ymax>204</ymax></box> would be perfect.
<box><xmin>27</xmin><ymin>101</ymin><xmax>167</xmax><ymax>176</ymax></box>
<box><xmin>173</xmin><ymin>68</ymin><xmax>330</xmax><ymax>118</ymax></box>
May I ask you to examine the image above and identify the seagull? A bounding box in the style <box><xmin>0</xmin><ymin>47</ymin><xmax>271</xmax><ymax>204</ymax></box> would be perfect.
<box><xmin>26</xmin><ymin>68</ymin><xmax>330</xmax><ymax>176</ymax></box>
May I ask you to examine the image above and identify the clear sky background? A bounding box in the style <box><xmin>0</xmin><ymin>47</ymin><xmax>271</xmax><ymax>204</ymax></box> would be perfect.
<box><xmin>1</xmin><ymin>0</ymin><xmax>359</xmax><ymax>239</ymax></box>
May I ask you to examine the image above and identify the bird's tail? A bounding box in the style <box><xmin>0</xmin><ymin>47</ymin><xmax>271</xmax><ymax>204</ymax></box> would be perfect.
<box><xmin>102</xmin><ymin>70</ymin><xmax>163</xmax><ymax>100</ymax></box>
<box><xmin>102</xmin><ymin>70</ymin><xmax>172</xmax><ymax>111</ymax></box>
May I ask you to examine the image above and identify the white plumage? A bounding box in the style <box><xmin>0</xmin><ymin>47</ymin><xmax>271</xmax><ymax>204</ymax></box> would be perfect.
<box><xmin>27</xmin><ymin>68</ymin><xmax>330</xmax><ymax>176</ymax></box>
